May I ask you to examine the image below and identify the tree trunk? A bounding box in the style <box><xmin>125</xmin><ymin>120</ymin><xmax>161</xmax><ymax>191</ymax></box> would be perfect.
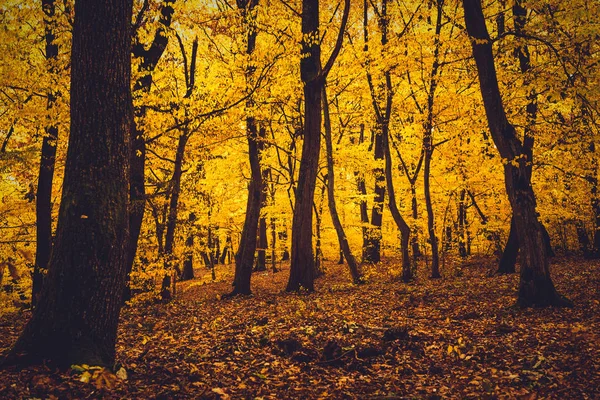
<box><xmin>270</xmin><ymin>218</ymin><xmax>278</xmax><ymax>272</ymax></box>
<box><xmin>498</xmin><ymin>217</ymin><xmax>518</xmax><ymax>274</ymax></box>
<box><xmin>232</xmin><ymin>120</ymin><xmax>264</xmax><ymax>294</ymax></box>
<box><xmin>230</xmin><ymin>0</ymin><xmax>262</xmax><ymax>296</ymax></box>
<box><xmin>255</xmin><ymin>169</ymin><xmax>269</xmax><ymax>272</ymax></box>
<box><xmin>458</xmin><ymin>190</ymin><xmax>468</xmax><ymax>258</ymax></box>
<box><xmin>323</xmin><ymin>86</ymin><xmax>362</xmax><ymax>284</ymax></box>
<box><xmin>32</xmin><ymin>0</ymin><xmax>60</xmax><ymax>307</ymax></box>
<box><xmin>125</xmin><ymin>0</ymin><xmax>176</xmax><ymax>302</ymax></box>
<box><xmin>364</xmin><ymin>131</ymin><xmax>385</xmax><ymax>264</ymax></box>
<box><xmin>382</xmin><ymin>113</ymin><xmax>412</xmax><ymax>282</ymax></box>
<box><xmin>463</xmin><ymin>0</ymin><xmax>570</xmax><ymax>307</ymax></box>
<box><xmin>181</xmin><ymin>212</ymin><xmax>195</xmax><ymax>281</ymax></box>
<box><xmin>287</xmin><ymin>0</ymin><xmax>322</xmax><ymax>292</ymax></box>
<box><xmin>423</xmin><ymin>0</ymin><xmax>443</xmax><ymax>279</ymax></box>
<box><xmin>288</xmin><ymin>0</ymin><xmax>349</xmax><ymax>290</ymax></box>
<box><xmin>5</xmin><ymin>0</ymin><xmax>134</xmax><ymax>367</ymax></box>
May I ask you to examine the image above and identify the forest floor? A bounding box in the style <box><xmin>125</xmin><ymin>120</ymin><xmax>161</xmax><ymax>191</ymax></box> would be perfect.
<box><xmin>0</xmin><ymin>255</ymin><xmax>599</xmax><ymax>399</ymax></box>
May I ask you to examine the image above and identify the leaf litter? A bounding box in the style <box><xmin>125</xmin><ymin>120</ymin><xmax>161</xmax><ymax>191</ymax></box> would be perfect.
<box><xmin>0</xmin><ymin>256</ymin><xmax>599</xmax><ymax>399</ymax></box>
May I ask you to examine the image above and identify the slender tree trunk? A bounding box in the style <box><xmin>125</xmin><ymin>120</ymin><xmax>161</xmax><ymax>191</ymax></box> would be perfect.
<box><xmin>323</xmin><ymin>86</ymin><xmax>362</xmax><ymax>283</ymax></box>
<box><xmin>288</xmin><ymin>0</ymin><xmax>349</xmax><ymax>291</ymax></box>
<box><xmin>287</xmin><ymin>0</ymin><xmax>322</xmax><ymax>292</ymax></box>
<box><xmin>4</xmin><ymin>0</ymin><xmax>134</xmax><ymax>367</ymax></box>
<box><xmin>32</xmin><ymin>0</ymin><xmax>60</xmax><ymax>307</ymax></box>
<box><xmin>125</xmin><ymin>0</ymin><xmax>176</xmax><ymax>302</ymax></box>
<box><xmin>232</xmin><ymin>121</ymin><xmax>264</xmax><ymax>294</ymax></box>
<box><xmin>498</xmin><ymin>217</ymin><xmax>518</xmax><ymax>273</ymax></box>
<box><xmin>181</xmin><ymin>212</ymin><xmax>195</xmax><ymax>281</ymax></box>
<box><xmin>463</xmin><ymin>0</ymin><xmax>570</xmax><ymax>307</ymax></box>
<box><xmin>458</xmin><ymin>189</ymin><xmax>468</xmax><ymax>258</ymax></box>
<box><xmin>270</xmin><ymin>217</ymin><xmax>278</xmax><ymax>272</ymax></box>
<box><xmin>230</xmin><ymin>0</ymin><xmax>262</xmax><ymax>296</ymax></box>
<box><xmin>255</xmin><ymin>169</ymin><xmax>269</xmax><ymax>272</ymax></box>
<box><xmin>382</xmin><ymin>116</ymin><xmax>412</xmax><ymax>282</ymax></box>
<box><xmin>423</xmin><ymin>0</ymin><xmax>444</xmax><ymax>279</ymax></box>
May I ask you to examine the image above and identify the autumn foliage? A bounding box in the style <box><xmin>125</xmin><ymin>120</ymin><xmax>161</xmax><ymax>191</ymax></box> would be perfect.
<box><xmin>1</xmin><ymin>0</ymin><xmax>600</xmax><ymax>397</ymax></box>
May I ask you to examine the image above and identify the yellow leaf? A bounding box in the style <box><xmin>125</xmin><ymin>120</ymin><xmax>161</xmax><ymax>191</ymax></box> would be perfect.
<box><xmin>80</xmin><ymin>371</ymin><xmax>92</xmax><ymax>383</ymax></box>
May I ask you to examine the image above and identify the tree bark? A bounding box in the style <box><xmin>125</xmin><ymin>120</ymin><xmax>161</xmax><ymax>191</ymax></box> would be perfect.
<box><xmin>124</xmin><ymin>0</ymin><xmax>175</xmax><ymax>302</ymax></box>
<box><xmin>4</xmin><ymin>0</ymin><xmax>134</xmax><ymax>367</ymax></box>
<box><xmin>230</xmin><ymin>0</ymin><xmax>262</xmax><ymax>296</ymax></box>
<box><xmin>423</xmin><ymin>0</ymin><xmax>444</xmax><ymax>279</ymax></box>
<box><xmin>288</xmin><ymin>0</ymin><xmax>349</xmax><ymax>291</ymax></box>
<box><xmin>382</xmin><ymin>113</ymin><xmax>412</xmax><ymax>282</ymax></box>
<box><xmin>255</xmin><ymin>169</ymin><xmax>269</xmax><ymax>272</ymax></box>
<box><xmin>463</xmin><ymin>0</ymin><xmax>570</xmax><ymax>307</ymax></box>
<box><xmin>323</xmin><ymin>86</ymin><xmax>362</xmax><ymax>284</ymax></box>
<box><xmin>32</xmin><ymin>0</ymin><xmax>60</xmax><ymax>307</ymax></box>
<box><xmin>287</xmin><ymin>0</ymin><xmax>322</xmax><ymax>292</ymax></box>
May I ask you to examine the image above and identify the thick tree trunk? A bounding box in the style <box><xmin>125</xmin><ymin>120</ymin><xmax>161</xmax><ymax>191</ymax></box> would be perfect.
<box><xmin>323</xmin><ymin>86</ymin><xmax>362</xmax><ymax>284</ymax></box>
<box><xmin>5</xmin><ymin>0</ymin><xmax>134</xmax><ymax>367</ymax></box>
<box><xmin>32</xmin><ymin>0</ymin><xmax>60</xmax><ymax>307</ymax></box>
<box><xmin>463</xmin><ymin>0</ymin><xmax>570</xmax><ymax>307</ymax></box>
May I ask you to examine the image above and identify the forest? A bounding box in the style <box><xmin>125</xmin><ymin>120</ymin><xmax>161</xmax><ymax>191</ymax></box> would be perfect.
<box><xmin>0</xmin><ymin>0</ymin><xmax>599</xmax><ymax>398</ymax></box>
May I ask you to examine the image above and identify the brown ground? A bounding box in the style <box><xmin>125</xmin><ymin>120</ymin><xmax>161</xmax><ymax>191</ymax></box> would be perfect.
<box><xmin>1</xmin><ymin>256</ymin><xmax>599</xmax><ymax>399</ymax></box>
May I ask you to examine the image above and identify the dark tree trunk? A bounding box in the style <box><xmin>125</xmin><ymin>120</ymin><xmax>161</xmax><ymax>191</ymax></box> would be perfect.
<box><xmin>287</xmin><ymin>0</ymin><xmax>322</xmax><ymax>292</ymax></box>
<box><xmin>164</xmin><ymin>134</ymin><xmax>189</xmax><ymax>255</ymax></box>
<box><xmin>181</xmin><ymin>212</ymin><xmax>196</xmax><ymax>281</ymax></box>
<box><xmin>233</xmin><ymin>120</ymin><xmax>264</xmax><ymax>294</ymax></box>
<box><xmin>270</xmin><ymin>218</ymin><xmax>278</xmax><ymax>272</ymax></box>
<box><xmin>314</xmin><ymin>187</ymin><xmax>325</xmax><ymax>278</ymax></box>
<box><xmin>255</xmin><ymin>215</ymin><xmax>268</xmax><ymax>271</ymax></box>
<box><xmin>424</xmin><ymin>0</ymin><xmax>443</xmax><ymax>279</ymax></box>
<box><xmin>4</xmin><ymin>0</ymin><xmax>134</xmax><ymax>367</ymax></box>
<box><xmin>382</xmin><ymin>114</ymin><xmax>412</xmax><ymax>282</ymax></box>
<box><xmin>220</xmin><ymin>234</ymin><xmax>232</xmax><ymax>264</ymax></box>
<box><xmin>498</xmin><ymin>217</ymin><xmax>518</xmax><ymax>274</ymax></box>
<box><xmin>458</xmin><ymin>190</ymin><xmax>468</xmax><ymax>258</ymax></box>
<box><xmin>576</xmin><ymin>221</ymin><xmax>591</xmax><ymax>257</ymax></box>
<box><xmin>230</xmin><ymin>0</ymin><xmax>262</xmax><ymax>296</ymax></box>
<box><xmin>364</xmin><ymin>131</ymin><xmax>385</xmax><ymax>264</ymax></box>
<box><xmin>124</xmin><ymin>0</ymin><xmax>175</xmax><ymax>302</ymax></box>
<box><xmin>362</xmin><ymin>0</ymin><xmax>392</xmax><ymax>265</ymax></box>
<box><xmin>496</xmin><ymin>0</ymin><xmax>554</xmax><ymax>274</ymax></box>
<box><xmin>255</xmin><ymin>169</ymin><xmax>269</xmax><ymax>272</ymax></box>
<box><xmin>288</xmin><ymin>0</ymin><xmax>349</xmax><ymax>291</ymax></box>
<box><xmin>323</xmin><ymin>86</ymin><xmax>362</xmax><ymax>284</ymax></box>
<box><xmin>463</xmin><ymin>0</ymin><xmax>570</xmax><ymax>307</ymax></box>
<box><xmin>32</xmin><ymin>0</ymin><xmax>60</xmax><ymax>307</ymax></box>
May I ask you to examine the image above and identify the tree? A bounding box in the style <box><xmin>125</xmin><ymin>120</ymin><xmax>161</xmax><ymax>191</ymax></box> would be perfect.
<box><xmin>3</xmin><ymin>0</ymin><xmax>134</xmax><ymax>366</ymax></box>
<box><xmin>231</xmin><ymin>0</ymin><xmax>263</xmax><ymax>296</ymax></box>
<box><xmin>462</xmin><ymin>0</ymin><xmax>570</xmax><ymax>307</ymax></box>
<box><xmin>32</xmin><ymin>0</ymin><xmax>60</xmax><ymax>306</ymax></box>
<box><xmin>287</xmin><ymin>0</ymin><xmax>350</xmax><ymax>291</ymax></box>
<box><xmin>124</xmin><ymin>0</ymin><xmax>176</xmax><ymax>301</ymax></box>
<box><xmin>323</xmin><ymin>84</ymin><xmax>363</xmax><ymax>284</ymax></box>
